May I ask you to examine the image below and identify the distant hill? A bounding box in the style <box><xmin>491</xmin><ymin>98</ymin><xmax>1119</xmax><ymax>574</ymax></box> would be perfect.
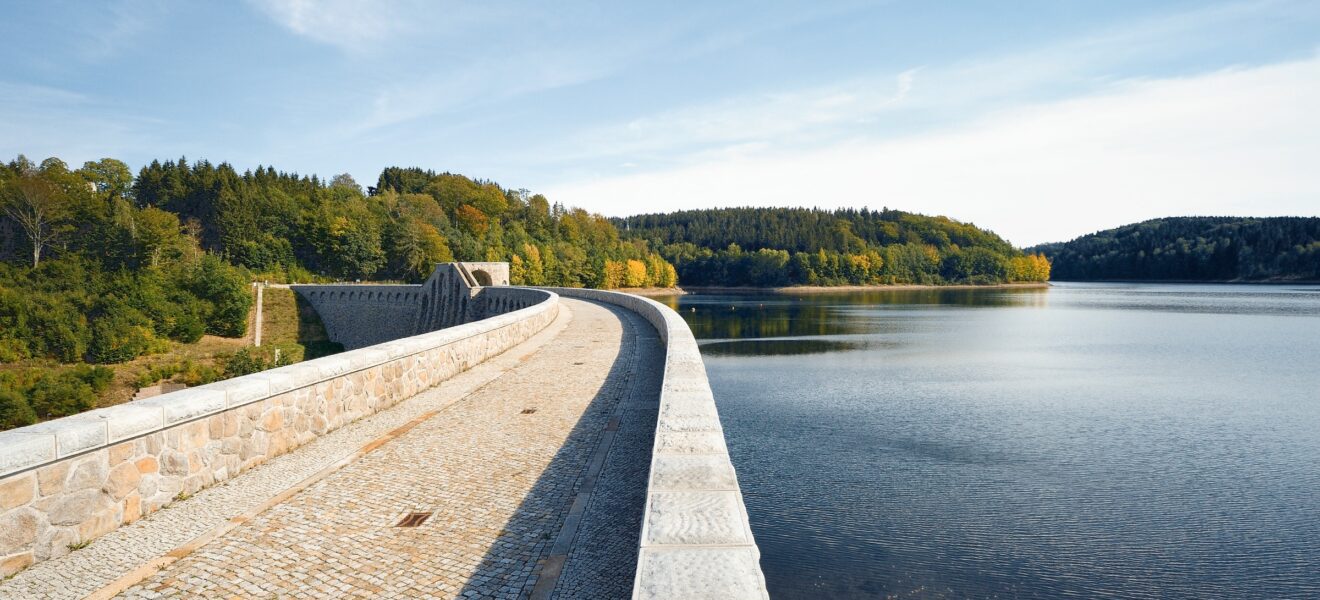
<box><xmin>618</xmin><ymin>207</ymin><xmax>1049</xmax><ymax>286</ymax></box>
<box><xmin>1027</xmin><ymin>217</ymin><xmax>1320</xmax><ymax>282</ymax></box>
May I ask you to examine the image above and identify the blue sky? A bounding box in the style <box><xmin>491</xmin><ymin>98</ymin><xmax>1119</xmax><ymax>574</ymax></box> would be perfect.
<box><xmin>2</xmin><ymin>0</ymin><xmax>1318</xmax><ymax>245</ymax></box>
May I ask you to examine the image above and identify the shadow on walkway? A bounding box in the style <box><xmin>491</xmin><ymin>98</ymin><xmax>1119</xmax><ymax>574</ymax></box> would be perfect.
<box><xmin>457</xmin><ymin>301</ymin><xmax>663</xmax><ymax>599</ymax></box>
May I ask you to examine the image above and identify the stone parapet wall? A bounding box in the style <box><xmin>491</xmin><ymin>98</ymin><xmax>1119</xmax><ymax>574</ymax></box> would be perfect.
<box><xmin>0</xmin><ymin>289</ymin><xmax>559</xmax><ymax>578</ymax></box>
<box><xmin>291</xmin><ymin>284</ymin><xmax>422</xmax><ymax>350</ymax></box>
<box><xmin>292</xmin><ymin>263</ymin><xmax>523</xmax><ymax>351</ymax></box>
<box><xmin>542</xmin><ymin>288</ymin><xmax>768</xmax><ymax>599</ymax></box>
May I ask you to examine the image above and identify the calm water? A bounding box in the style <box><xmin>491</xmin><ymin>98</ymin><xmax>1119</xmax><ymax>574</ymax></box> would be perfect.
<box><xmin>656</xmin><ymin>283</ymin><xmax>1320</xmax><ymax>599</ymax></box>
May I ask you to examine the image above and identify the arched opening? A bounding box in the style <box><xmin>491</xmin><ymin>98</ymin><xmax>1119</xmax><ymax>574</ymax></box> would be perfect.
<box><xmin>471</xmin><ymin>269</ymin><xmax>493</xmax><ymax>286</ymax></box>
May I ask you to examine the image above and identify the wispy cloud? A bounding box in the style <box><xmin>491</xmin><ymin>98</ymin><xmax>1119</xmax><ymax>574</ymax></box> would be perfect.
<box><xmin>544</xmin><ymin>54</ymin><xmax>1320</xmax><ymax>246</ymax></box>
<box><xmin>246</xmin><ymin>0</ymin><xmax>426</xmax><ymax>51</ymax></box>
<box><xmin>551</xmin><ymin>69</ymin><xmax>920</xmax><ymax>167</ymax></box>
<box><xmin>83</xmin><ymin>1</ymin><xmax>158</xmax><ymax>58</ymax></box>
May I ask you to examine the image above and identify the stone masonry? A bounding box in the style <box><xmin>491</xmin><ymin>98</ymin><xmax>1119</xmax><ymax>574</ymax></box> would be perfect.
<box><xmin>114</xmin><ymin>299</ymin><xmax>659</xmax><ymax>599</ymax></box>
<box><xmin>0</xmin><ymin>284</ymin><xmax>767</xmax><ymax>598</ymax></box>
<box><xmin>0</xmin><ymin>287</ymin><xmax>558</xmax><ymax>579</ymax></box>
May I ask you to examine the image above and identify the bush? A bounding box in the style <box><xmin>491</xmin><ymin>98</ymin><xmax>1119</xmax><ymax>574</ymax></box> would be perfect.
<box><xmin>71</xmin><ymin>365</ymin><xmax>114</xmax><ymax>393</ymax></box>
<box><xmin>0</xmin><ymin>383</ymin><xmax>36</xmax><ymax>429</ymax></box>
<box><xmin>87</xmin><ymin>302</ymin><xmax>154</xmax><ymax>363</ymax></box>
<box><xmin>170</xmin><ymin>311</ymin><xmax>206</xmax><ymax>343</ymax></box>
<box><xmin>28</xmin><ymin>302</ymin><xmax>90</xmax><ymax>363</ymax></box>
<box><xmin>29</xmin><ymin>373</ymin><xmax>96</xmax><ymax>420</ymax></box>
<box><xmin>223</xmin><ymin>348</ymin><xmax>267</xmax><ymax>378</ymax></box>
<box><xmin>177</xmin><ymin>361</ymin><xmax>223</xmax><ymax>386</ymax></box>
<box><xmin>187</xmin><ymin>256</ymin><xmax>252</xmax><ymax>338</ymax></box>
<box><xmin>0</xmin><ymin>338</ymin><xmax>29</xmax><ymax>363</ymax></box>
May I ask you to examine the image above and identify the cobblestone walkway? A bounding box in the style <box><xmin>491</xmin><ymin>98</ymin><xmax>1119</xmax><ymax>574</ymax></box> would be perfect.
<box><xmin>108</xmin><ymin>299</ymin><xmax>660</xmax><ymax>599</ymax></box>
<box><xmin>1</xmin><ymin>304</ymin><xmax>573</xmax><ymax>600</ymax></box>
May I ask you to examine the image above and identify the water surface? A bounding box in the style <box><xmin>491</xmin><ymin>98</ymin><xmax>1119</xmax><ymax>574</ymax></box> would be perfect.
<box><xmin>657</xmin><ymin>283</ymin><xmax>1320</xmax><ymax>599</ymax></box>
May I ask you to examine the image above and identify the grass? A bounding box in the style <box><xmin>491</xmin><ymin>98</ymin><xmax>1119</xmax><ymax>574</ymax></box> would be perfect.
<box><xmin>258</xmin><ymin>287</ymin><xmax>341</xmax><ymax>362</ymax></box>
<box><xmin>66</xmin><ymin>540</ymin><xmax>90</xmax><ymax>551</ymax></box>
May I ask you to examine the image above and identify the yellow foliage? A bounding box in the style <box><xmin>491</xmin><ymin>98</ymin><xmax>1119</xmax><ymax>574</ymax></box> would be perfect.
<box><xmin>601</xmin><ymin>260</ymin><xmax>627</xmax><ymax>289</ymax></box>
<box><xmin>625</xmin><ymin>259</ymin><xmax>647</xmax><ymax>287</ymax></box>
<box><xmin>1007</xmin><ymin>253</ymin><xmax>1051</xmax><ymax>282</ymax></box>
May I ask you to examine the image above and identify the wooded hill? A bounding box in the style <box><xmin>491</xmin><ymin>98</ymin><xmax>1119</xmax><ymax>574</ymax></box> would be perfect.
<box><xmin>1027</xmin><ymin>217</ymin><xmax>1320</xmax><ymax>281</ymax></box>
<box><xmin>0</xmin><ymin>155</ymin><xmax>674</xmax><ymax>429</ymax></box>
<box><xmin>618</xmin><ymin>207</ymin><xmax>1049</xmax><ymax>287</ymax></box>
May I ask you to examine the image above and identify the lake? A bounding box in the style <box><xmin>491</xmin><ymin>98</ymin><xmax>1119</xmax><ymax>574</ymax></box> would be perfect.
<box><xmin>655</xmin><ymin>282</ymin><xmax>1320</xmax><ymax>599</ymax></box>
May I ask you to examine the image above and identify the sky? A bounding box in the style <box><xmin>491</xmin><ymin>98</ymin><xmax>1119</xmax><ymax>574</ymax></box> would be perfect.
<box><xmin>2</xmin><ymin>0</ymin><xmax>1318</xmax><ymax>246</ymax></box>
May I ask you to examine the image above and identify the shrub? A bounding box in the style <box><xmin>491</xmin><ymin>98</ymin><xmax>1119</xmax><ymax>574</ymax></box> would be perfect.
<box><xmin>0</xmin><ymin>338</ymin><xmax>29</xmax><ymax>363</ymax></box>
<box><xmin>223</xmin><ymin>348</ymin><xmax>267</xmax><ymax>378</ymax></box>
<box><xmin>71</xmin><ymin>365</ymin><xmax>114</xmax><ymax>393</ymax></box>
<box><xmin>0</xmin><ymin>383</ymin><xmax>36</xmax><ymax>429</ymax></box>
<box><xmin>29</xmin><ymin>373</ymin><xmax>96</xmax><ymax>420</ymax></box>
<box><xmin>187</xmin><ymin>255</ymin><xmax>252</xmax><ymax>338</ymax></box>
<box><xmin>177</xmin><ymin>361</ymin><xmax>223</xmax><ymax>386</ymax></box>
<box><xmin>28</xmin><ymin>302</ymin><xmax>90</xmax><ymax>363</ymax></box>
<box><xmin>170</xmin><ymin>311</ymin><xmax>206</xmax><ymax>343</ymax></box>
<box><xmin>87</xmin><ymin>302</ymin><xmax>154</xmax><ymax>363</ymax></box>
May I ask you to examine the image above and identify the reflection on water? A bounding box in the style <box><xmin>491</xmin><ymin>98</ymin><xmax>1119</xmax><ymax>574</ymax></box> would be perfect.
<box><xmin>673</xmin><ymin>282</ymin><xmax>1320</xmax><ymax>599</ymax></box>
<box><xmin>653</xmin><ymin>287</ymin><xmax>1050</xmax><ymax>340</ymax></box>
<box><xmin>698</xmin><ymin>338</ymin><xmax>863</xmax><ymax>356</ymax></box>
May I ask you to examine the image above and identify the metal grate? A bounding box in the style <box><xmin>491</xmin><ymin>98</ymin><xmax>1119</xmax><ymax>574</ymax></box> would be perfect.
<box><xmin>521</xmin><ymin>408</ymin><xmax>537</xmax><ymax>414</ymax></box>
<box><xmin>396</xmin><ymin>512</ymin><xmax>432</xmax><ymax>527</ymax></box>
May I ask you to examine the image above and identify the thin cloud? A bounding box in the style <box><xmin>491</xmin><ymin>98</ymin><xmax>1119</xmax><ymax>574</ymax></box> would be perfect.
<box><xmin>247</xmin><ymin>0</ymin><xmax>424</xmax><ymax>51</ymax></box>
<box><xmin>543</xmin><ymin>55</ymin><xmax>1320</xmax><ymax>247</ymax></box>
<box><xmin>546</xmin><ymin>69</ymin><xmax>920</xmax><ymax>166</ymax></box>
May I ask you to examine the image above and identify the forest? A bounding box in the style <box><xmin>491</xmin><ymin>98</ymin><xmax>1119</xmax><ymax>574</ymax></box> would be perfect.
<box><xmin>0</xmin><ymin>155</ymin><xmax>674</xmax><ymax>429</ymax></box>
<box><xmin>619</xmin><ymin>207</ymin><xmax>1050</xmax><ymax>287</ymax></box>
<box><xmin>1028</xmin><ymin>217</ymin><xmax>1320</xmax><ymax>281</ymax></box>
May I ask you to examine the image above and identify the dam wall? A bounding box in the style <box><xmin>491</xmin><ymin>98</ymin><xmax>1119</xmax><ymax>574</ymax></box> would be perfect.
<box><xmin>293</xmin><ymin>262</ymin><xmax>529</xmax><ymax>350</ymax></box>
<box><xmin>543</xmin><ymin>288</ymin><xmax>769</xmax><ymax>599</ymax></box>
<box><xmin>0</xmin><ymin>286</ymin><xmax>558</xmax><ymax>577</ymax></box>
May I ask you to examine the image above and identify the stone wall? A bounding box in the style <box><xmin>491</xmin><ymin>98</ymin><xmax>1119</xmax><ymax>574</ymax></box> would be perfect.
<box><xmin>543</xmin><ymin>288</ymin><xmax>768</xmax><ymax>600</ymax></box>
<box><xmin>461</xmin><ymin>262</ymin><xmax>510</xmax><ymax>286</ymax></box>
<box><xmin>289</xmin><ymin>284</ymin><xmax>422</xmax><ymax>350</ymax></box>
<box><xmin>0</xmin><ymin>289</ymin><xmax>559</xmax><ymax>578</ymax></box>
<box><xmin>293</xmin><ymin>262</ymin><xmax>525</xmax><ymax>351</ymax></box>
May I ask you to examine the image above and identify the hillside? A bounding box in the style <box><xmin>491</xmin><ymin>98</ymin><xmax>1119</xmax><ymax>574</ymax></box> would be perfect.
<box><xmin>1028</xmin><ymin>217</ymin><xmax>1320</xmax><ymax>281</ymax></box>
<box><xmin>0</xmin><ymin>154</ymin><xmax>673</xmax><ymax>429</ymax></box>
<box><xmin>618</xmin><ymin>207</ymin><xmax>1049</xmax><ymax>287</ymax></box>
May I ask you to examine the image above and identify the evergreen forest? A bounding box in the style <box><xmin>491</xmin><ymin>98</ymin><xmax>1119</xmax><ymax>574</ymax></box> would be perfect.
<box><xmin>1028</xmin><ymin>217</ymin><xmax>1320</xmax><ymax>281</ymax></box>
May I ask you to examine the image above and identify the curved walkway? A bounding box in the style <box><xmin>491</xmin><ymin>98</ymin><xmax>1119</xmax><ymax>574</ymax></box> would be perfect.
<box><xmin>1</xmin><ymin>299</ymin><xmax>662</xmax><ymax>600</ymax></box>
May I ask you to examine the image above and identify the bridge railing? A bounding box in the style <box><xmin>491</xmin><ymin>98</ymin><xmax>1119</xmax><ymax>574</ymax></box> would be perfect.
<box><xmin>541</xmin><ymin>288</ymin><xmax>769</xmax><ymax>600</ymax></box>
<box><xmin>0</xmin><ymin>289</ymin><xmax>559</xmax><ymax>577</ymax></box>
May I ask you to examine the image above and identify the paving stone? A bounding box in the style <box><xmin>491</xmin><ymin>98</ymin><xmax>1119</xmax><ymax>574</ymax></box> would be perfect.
<box><xmin>1</xmin><ymin>299</ymin><xmax>671</xmax><ymax>600</ymax></box>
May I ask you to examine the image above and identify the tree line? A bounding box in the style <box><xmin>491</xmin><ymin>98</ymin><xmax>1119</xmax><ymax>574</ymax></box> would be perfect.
<box><xmin>0</xmin><ymin>155</ymin><xmax>675</xmax><ymax>429</ymax></box>
<box><xmin>619</xmin><ymin>207</ymin><xmax>1050</xmax><ymax>286</ymax></box>
<box><xmin>1027</xmin><ymin>217</ymin><xmax>1320</xmax><ymax>281</ymax></box>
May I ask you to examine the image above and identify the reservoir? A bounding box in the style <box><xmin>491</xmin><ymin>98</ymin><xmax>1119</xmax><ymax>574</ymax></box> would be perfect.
<box><xmin>657</xmin><ymin>282</ymin><xmax>1320</xmax><ymax>599</ymax></box>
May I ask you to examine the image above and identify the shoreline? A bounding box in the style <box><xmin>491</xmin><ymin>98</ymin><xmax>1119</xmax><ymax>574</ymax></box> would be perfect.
<box><xmin>666</xmin><ymin>282</ymin><xmax>1051</xmax><ymax>295</ymax></box>
<box><xmin>612</xmin><ymin>287</ymin><xmax>689</xmax><ymax>298</ymax></box>
<box><xmin>1051</xmin><ymin>279</ymin><xmax>1320</xmax><ymax>285</ymax></box>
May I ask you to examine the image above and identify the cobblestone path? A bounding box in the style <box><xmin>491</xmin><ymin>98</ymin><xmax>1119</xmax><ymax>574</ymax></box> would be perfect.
<box><xmin>106</xmin><ymin>299</ymin><xmax>660</xmax><ymax>599</ymax></box>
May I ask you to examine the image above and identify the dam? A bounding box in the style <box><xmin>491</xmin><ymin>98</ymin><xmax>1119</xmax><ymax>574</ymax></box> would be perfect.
<box><xmin>0</xmin><ymin>263</ymin><xmax>765</xmax><ymax>599</ymax></box>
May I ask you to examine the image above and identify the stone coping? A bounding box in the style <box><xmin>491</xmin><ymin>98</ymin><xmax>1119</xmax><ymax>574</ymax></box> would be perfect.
<box><xmin>540</xmin><ymin>288</ymin><xmax>769</xmax><ymax>600</ymax></box>
<box><xmin>0</xmin><ymin>287</ymin><xmax>559</xmax><ymax>479</ymax></box>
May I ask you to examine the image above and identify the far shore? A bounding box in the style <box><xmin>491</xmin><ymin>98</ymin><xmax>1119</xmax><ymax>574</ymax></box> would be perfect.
<box><xmin>622</xmin><ymin>282</ymin><xmax>1050</xmax><ymax>297</ymax></box>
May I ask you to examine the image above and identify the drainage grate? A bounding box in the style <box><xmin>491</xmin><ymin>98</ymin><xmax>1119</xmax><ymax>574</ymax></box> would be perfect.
<box><xmin>396</xmin><ymin>512</ymin><xmax>432</xmax><ymax>527</ymax></box>
<box><xmin>521</xmin><ymin>408</ymin><xmax>537</xmax><ymax>414</ymax></box>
